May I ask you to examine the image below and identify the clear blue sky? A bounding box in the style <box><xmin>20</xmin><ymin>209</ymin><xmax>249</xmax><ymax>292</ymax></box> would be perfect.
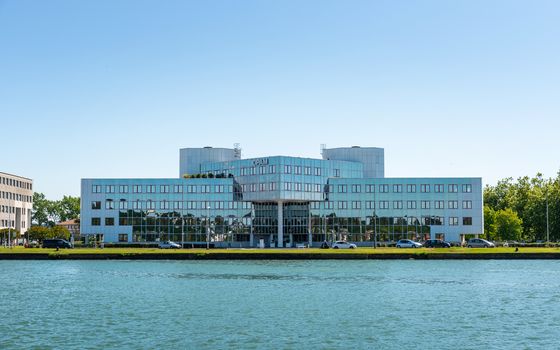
<box><xmin>1</xmin><ymin>0</ymin><xmax>559</xmax><ymax>199</ymax></box>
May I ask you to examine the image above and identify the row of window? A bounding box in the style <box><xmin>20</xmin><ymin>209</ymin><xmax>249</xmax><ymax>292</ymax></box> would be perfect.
<box><xmin>92</xmin><ymin>183</ymin><xmax>475</xmax><ymax>195</ymax></box>
<box><xmin>92</xmin><ymin>184</ymin><xmax>234</xmax><ymax>194</ymax></box>
<box><xmin>0</xmin><ymin>176</ymin><xmax>32</xmax><ymax>190</ymax></box>
<box><xmin>90</xmin><ymin>216</ymin><xmax>473</xmax><ymax>227</ymax></box>
<box><xmin>333</xmin><ymin>184</ymin><xmax>472</xmax><ymax>194</ymax></box>
<box><xmin>1</xmin><ymin>191</ymin><xmax>32</xmax><ymax>203</ymax></box>
<box><xmin>316</xmin><ymin>200</ymin><xmax>473</xmax><ymax>210</ymax></box>
<box><xmin>92</xmin><ymin>199</ymin><xmax>473</xmax><ymax>211</ymax></box>
<box><xmin>92</xmin><ymin>200</ymin><xmax>254</xmax><ymax>211</ymax></box>
<box><xmin>214</xmin><ymin>165</ymin><xmax>338</xmax><ymax>177</ymax></box>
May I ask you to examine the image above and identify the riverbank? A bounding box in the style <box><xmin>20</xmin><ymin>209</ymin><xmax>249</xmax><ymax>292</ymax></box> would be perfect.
<box><xmin>2</xmin><ymin>247</ymin><xmax>560</xmax><ymax>259</ymax></box>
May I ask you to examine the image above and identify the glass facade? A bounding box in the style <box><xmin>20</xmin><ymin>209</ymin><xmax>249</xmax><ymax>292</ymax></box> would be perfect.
<box><xmin>81</xmin><ymin>148</ymin><xmax>483</xmax><ymax>246</ymax></box>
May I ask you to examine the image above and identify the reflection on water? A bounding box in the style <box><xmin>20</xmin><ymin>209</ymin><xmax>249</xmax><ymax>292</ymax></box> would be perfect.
<box><xmin>1</xmin><ymin>260</ymin><xmax>559</xmax><ymax>349</ymax></box>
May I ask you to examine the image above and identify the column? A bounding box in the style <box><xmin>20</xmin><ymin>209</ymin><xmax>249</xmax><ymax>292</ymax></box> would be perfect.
<box><xmin>277</xmin><ymin>201</ymin><xmax>283</xmax><ymax>248</ymax></box>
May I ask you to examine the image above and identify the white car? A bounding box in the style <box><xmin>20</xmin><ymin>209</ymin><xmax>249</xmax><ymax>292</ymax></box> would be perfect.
<box><xmin>396</xmin><ymin>239</ymin><xmax>422</xmax><ymax>248</ymax></box>
<box><xmin>332</xmin><ymin>241</ymin><xmax>357</xmax><ymax>249</ymax></box>
<box><xmin>159</xmin><ymin>241</ymin><xmax>181</xmax><ymax>249</ymax></box>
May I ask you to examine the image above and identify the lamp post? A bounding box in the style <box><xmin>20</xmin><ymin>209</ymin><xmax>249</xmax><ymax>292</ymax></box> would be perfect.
<box><xmin>546</xmin><ymin>179</ymin><xmax>550</xmax><ymax>246</ymax></box>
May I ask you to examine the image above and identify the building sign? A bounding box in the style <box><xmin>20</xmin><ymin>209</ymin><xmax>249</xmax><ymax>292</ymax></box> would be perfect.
<box><xmin>252</xmin><ymin>158</ymin><xmax>269</xmax><ymax>166</ymax></box>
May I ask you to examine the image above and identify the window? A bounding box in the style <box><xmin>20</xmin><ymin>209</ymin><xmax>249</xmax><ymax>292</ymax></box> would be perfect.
<box><xmin>352</xmin><ymin>201</ymin><xmax>361</xmax><ymax>209</ymax></box>
<box><xmin>201</xmin><ymin>185</ymin><xmax>211</xmax><ymax>193</ymax></box>
<box><xmin>133</xmin><ymin>185</ymin><xmax>142</xmax><ymax>193</ymax></box>
<box><xmin>462</xmin><ymin>184</ymin><xmax>472</xmax><ymax>193</ymax></box>
<box><xmin>294</xmin><ymin>166</ymin><xmax>302</xmax><ymax>175</ymax></box>
<box><xmin>407</xmin><ymin>184</ymin><xmax>416</xmax><ymax>193</ymax></box>
<box><xmin>338</xmin><ymin>201</ymin><xmax>348</xmax><ymax>209</ymax></box>
<box><xmin>259</xmin><ymin>183</ymin><xmax>266</xmax><ymax>192</ymax></box>
<box><xmin>463</xmin><ymin>217</ymin><xmax>473</xmax><ymax>225</ymax></box>
<box><xmin>118</xmin><ymin>234</ymin><xmax>128</xmax><ymax>242</ymax></box>
<box><xmin>407</xmin><ymin>201</ymin><xmax>417</xmax><ymax>209</ymax></box>
<box><xmin>147</xmin><ymin>185</ymin><xmax>156</xmax><ymax>193</ymax></box>
<box><xmin>310</xmin><ymin>202</ymin><xmax>321</xmax><ymax>209</ymax></box>
<box><xmin>393</xmin><ymin>184</ymin><xmax>402</xmax><ymax>193</ymax></box>
<box><xmin>351</xmin><ymin>184</ymin><xmax>361</xmax><ymax>193</ymax></box>
<box><xmin>448</xmin><ymin>200</ymin><xmax>458</xmax><ymax>209</ymax></box>
<box><xmin>435</xmin><ymin>201</ymin><xmax>444</xmax><ymax>209</ymax></box>
<box><xmin>338</xmin><ymin>185</ymin><xmax>347</xmax><ymax>193</ymax></box>
<box><xmin>106</xmin><ymin>185</ymin><xmax>115</xmax><ymax>193</ymax></box>
<box><xmin>187</xmin><ymin>185</ymin><xmax>196</xmax><ymax>193</ymax></box>
<box><xmin>421</xmin><ymin>201</ymin><xmax>430</xmax><ymax>209</ymax></box>
<box><xmin>284</xmin><ymin>182</ymin><xmax>292</xmax><ymax>191</ymax></box>
<box><xmin>119</xmin><ymin>185</ymin><xmax>128</xmax><ymax>193</ymax></box>
<box><xmin>119</xmin><ymin>200</ymin><xmax>127</xmax><ymax>210</ymax></box>
<box><xmin>92</xmin><ymin>185</ymin><xmax>102</xmax><ymax>193</ymax></box>
<box><xmin>91</xmin><ymin>217</ymin><xmax>101</xmax><ymax>226</ymax></box>
<box><xmin>463</xmin><ymin>200</ymin><xmax>472</xmax><ymax>209</ymax></box>
<box><xmin>269</xmin><ymin>165</ymin><xmax>276</xmax><ymax>174</ymax></box>
<box><xmin>421</xmin><ymin>184</ymin><xmax>430</xmax><ymax>193</ymax></box>
<box><xmin>449</xmin><ymin>217</ymin><xmax>459</xmax><ymax>226</ymax></box>
<box><xmin>379</xmin><ymin>184</ymin><xmax>389</xmax><ymax>193</ymax></box>
<box><xmin>105</xmin><ymin>217</ymin><xmax>115</xmax><ymax>226</ymax></box>
<box><xmin>434</xmin><ymin>184</ymin><xmax>444</xmax><ymax>193</ymax></box>
<box><xmin>132</xmin><ymin>201</ymin><xmax>142</xmax><ymax>210</ymax></box>
<box><xmin>284</xmin><ymin>165</ymin><xmax>292</xmax><ymax>174</ymax></box>
<box><xmin>173</xmin><ymin>201</ymin><xmax>183</xmax><ymax>210</ymax></box>
<box><xmin>294</xmin><ymin>183</ymin><xmax>302</xmax><ymax>192</ymax></box>
<box><xmin>365</xmin><ymin>184</ymin><xmax>375</xmax><ymax>193</ymax></box>
<box><xmin>393</xmin><ymin>201</ymin><xmax>403</xmax><ymax>209</ymax></box>
<box><xmin>173</xmin><ymin>185</ymin><xmax>183</xmax><ymax>193</ymax></box>
<box><xmin>160</xmin><ymin>185</ymin><xmax>169</xmax><ymax>193</ymax></box>
<box><xmin>92</xmin><ymin>201</ymin><xmax>101</xmax><ymax>210</ymax></box>
<box><xmin>448</xmin><ymin>184</ymin><xmax>458</xmax><ymax>193</ymax></box>
<box><xmin>187</xmin><ymin>201</ymin><xmax>197</xmax><ymax>209</ymax></box>
<box><xmin>258</xmin><ymin>166</ymin><xmax>266</xmax><ymax>175</ymax></box>
<box><xmin>314</xmin><ymin>167</ymin><xmax>321</xmax><ymax>176</ymax></box>
<box><xmin>215</xmin><ymin>185</ymin><xmax>224</xmax><ymax>193</ymax></box>
<box><xmin>314</xmin><ymin>184</ymin><xmax>321</xmax><ymax>192</ymax></box>
<box><xmin>105</xmin><ymin>200</ymin><xmax>114</xmax><ymax>210</ymax></box>
<box><xmin>146</xmin><ymin>200</ymin><xmax>155</xmax><ymax>210</ymax></box>
<box><xmin>366</xmin><ymin>201</ymin><xmax>375</xmax><ymax>209</ymax></box>
<box><xmin>325</xmin><ymin>202</ymin><xmax>334</xmax><ymax>209</ymax></box>
<box><xmin>304</xmin><ymin>183</ymin><xmax>311</xmax><ymax>192</ymax></box>
<box><xmin>270</xmin><ymin>182</ymin><xmax>277</xmax><ymax>191</ymax></box>
<box><xmin>334</xmin><ymin>169</ymin><xmax>340</xmax><ymax>177</ymax></box>
<box><xmin>160</xmin><ymin>201</ymin><xmax>169</xmax><ymax>210</ymax></box>
<box><xmin>379</xmin><ymin>201</ymin><xmax>389</xmax><ymax>209</ymax></box>
<box><xmin>304</xmin><ymin>167</ymin><xmax>311</xmax><ymax>175</ymax></box>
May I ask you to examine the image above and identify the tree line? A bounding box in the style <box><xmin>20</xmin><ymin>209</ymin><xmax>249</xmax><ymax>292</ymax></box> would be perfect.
<box><xmin>484</xmin><ymin>173</ymin><xmax>559</xmax><ymax>242</ymax></box>
<box><xmin>32</xmin><ymin>193</ymin><xmax>80</xmax><ymax>227</ymax></box>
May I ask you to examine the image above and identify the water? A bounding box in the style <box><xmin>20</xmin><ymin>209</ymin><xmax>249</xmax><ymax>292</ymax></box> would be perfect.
<box><xmin>1</xmin><ymin>260</ymin><xmax>559</xmax><ymax>349</ymax></box>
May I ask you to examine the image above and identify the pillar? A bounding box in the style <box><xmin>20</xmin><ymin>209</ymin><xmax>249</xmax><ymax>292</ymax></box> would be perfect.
<box><xmin>277</xmin><ymin>201</ymin><xmax>283</xmax><ymax>248</ymax></box>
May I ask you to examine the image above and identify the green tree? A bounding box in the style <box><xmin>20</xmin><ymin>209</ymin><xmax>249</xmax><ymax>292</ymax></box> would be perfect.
<box><xmin>494</xmin><ymin>208</ymin><xmax>523</xmax><ymax>241</ymax></box>
<box><xmin>27</xmin><ymin>226</ymin><xmax>51</xmax><ymax>242</ymax></box>
<box><xmin>58</xmin><ymin>196</ymin><xmax>80</xmax><ymax>222</ymax></box>
<box><xmin>483</xmin><ymin>205</ymin><xmax>496</xmax><ymax>240</ymax></box>
<box><xmin>32</xmin><ymin>192</ymin><xmax>50</xmax><ymax>226</ymax></box>
<box><xmin>48</xmin><ymin>226</ymin><xmax>71</xmax><ymax>240</ymax></box>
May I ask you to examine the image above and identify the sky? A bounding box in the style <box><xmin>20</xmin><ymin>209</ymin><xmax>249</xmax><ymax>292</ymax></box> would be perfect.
<box><xmin>1</xmin><ymin>0</ymin><xmax>559</xmax><ymax>199</ymax></box>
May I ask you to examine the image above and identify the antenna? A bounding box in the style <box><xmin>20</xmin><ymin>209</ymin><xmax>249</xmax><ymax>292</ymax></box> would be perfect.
<box><xmin>234</xmin><ymin>143</ymin><xmax>242</xmax><ymax>159</ymax></box>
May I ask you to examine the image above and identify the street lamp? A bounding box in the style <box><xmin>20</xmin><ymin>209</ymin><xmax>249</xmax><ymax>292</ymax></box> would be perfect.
<box><xmin>546</xmin><ymin>178</ymin><xmax>550</xmax><ymax>246</ymax></box>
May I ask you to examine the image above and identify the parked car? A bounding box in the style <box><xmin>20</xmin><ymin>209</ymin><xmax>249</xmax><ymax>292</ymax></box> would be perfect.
<box><xmin>332</xmin><ymin>241</ymin><xmax>357</xmax><ymax>249</ymax></box>
<box><xmin>466</xmin><ymin>238</ymin><xmax>495</xmax><ymax>248</ymax></box>
<box><xmin>42</xmin><ymin>239</ymin><xmax>73</xmax><ymax>249</ymax></box>
<box><xmin>423</xmin><ymin>239</ymin><xmax>451</xmax><ymax>248</ymax></box>
<box><xmin>158</xmin><ymin>241</ymin><xmax>181</xmax><ymax>249</ymax></box>
<box><xmin>396</xmin><ymin>239</ymin><xmax>422</xmax><ymax>248</ymax></box>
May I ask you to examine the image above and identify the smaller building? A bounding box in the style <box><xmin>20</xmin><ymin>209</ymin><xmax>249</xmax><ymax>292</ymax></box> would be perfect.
<box><xmin>0</xmin><ymin>172</ymin><xmax>33</xmax><ymax>236</ymax></box>
<box><xmin>57</xmin><ymin>219</ymin><xmax>81</xmax><ymax>241</ymax></box>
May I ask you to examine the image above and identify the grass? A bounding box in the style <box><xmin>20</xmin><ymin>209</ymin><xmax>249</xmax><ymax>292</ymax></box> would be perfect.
<box><xmin>1</xmin><ymin>246</ymin><xmax>560</xmax><ymax>255</ymax></box>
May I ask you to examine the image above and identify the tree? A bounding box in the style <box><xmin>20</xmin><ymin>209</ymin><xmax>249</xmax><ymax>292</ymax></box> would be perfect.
<box><xmin>27</xmin><ymin>226</ymin><xmax>51</xmax><ymax>242</ymax></box>
<box><xmin>494</xmin><ymin>208</ymin><xmax>523</xmax><ymax>241</ymax></box>
<box><xmin>483</xmin><ymin>206</ymin><xmax>496</xmax><ymax>240</ymax></box>
<box><xmin>32</xmin><ymin>192</ymin><xmax>50</xmax><ymax>226</ymax></box>
<box><xmin>48</xmin><ymin>226</ymin><xmax>71</xmax><ymax>240</ymax></box>
<box><xmin>58</xmin><ymin>196</ymin><xmax>80</xmax><ymax>222</ymax></box>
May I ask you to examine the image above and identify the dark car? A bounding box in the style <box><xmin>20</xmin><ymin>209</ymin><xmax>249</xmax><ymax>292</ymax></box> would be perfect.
<box><xmin>423</xmin><ymin>239</ymin><xmax>451</xmax><ymax>248</ymax></box>
<box><xmin>42</xmin><ymin>239</ymin><xmax>73</xmax><ymax>249</ymax></box>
